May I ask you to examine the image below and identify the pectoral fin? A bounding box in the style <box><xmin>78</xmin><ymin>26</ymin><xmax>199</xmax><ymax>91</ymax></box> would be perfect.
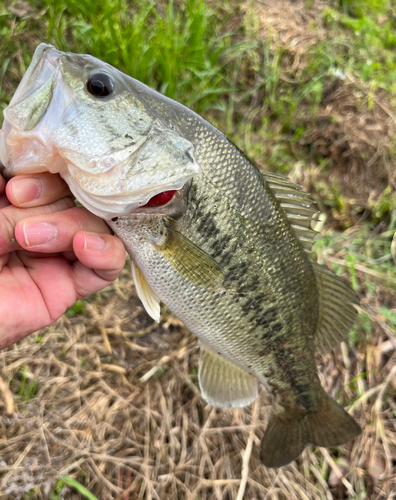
<box><xmin>198</xmin><ymin>344</ymin><xmax>258</xmax><ymax>408</ymax></box>
<box><xmin>131</xmin><ymin>260</ymin><xmax>161</xmax><ymax>322</ymax></box>
<box><xmin>157</xmin><ymin>222</ymin><xmax>225</xmax><ymax>289</ymax></box>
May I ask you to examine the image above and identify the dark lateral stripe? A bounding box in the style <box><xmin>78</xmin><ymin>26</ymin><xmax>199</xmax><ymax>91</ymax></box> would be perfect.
<box><xmin>255</xmin><ymin>305</ymin><xmax>279</xmax><ymax>334</ymax></box>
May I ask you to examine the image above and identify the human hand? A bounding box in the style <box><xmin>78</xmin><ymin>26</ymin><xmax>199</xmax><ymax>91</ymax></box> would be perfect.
<box><xmin>0</xmin><ymin>172</ymin><xmax>126</xmax><ymax>349</ymax></box>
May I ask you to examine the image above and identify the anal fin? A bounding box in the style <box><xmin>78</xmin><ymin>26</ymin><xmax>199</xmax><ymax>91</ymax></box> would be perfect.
<box><xmin>198</xmin><ymin>344</ymin><xmax>258</xmax><ymax>408</ymax></box>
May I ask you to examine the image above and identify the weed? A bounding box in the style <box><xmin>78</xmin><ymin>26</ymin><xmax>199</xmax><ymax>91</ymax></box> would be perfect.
<box><xmin>51</xmin><ymin>476</ymin><xmax>99</xmax><ymax>500</ymax></box>
<box><xmin>0</xmin><ymin>1</ymin><xmax>396</xmax><ymax>498</ymax></box>
<box><xmin>66</xmin><ymin>299</ymin><xmax>86</xmax><ymax>317</ymax></box>
<box><xmin>337</xmin><ymin>0</ymin><xmax>390</xmax><ymax>17</ymax></box>
<box><xmin>22</xmin><ymin>488</ymin><xmax>40</xmax><ymax>499</ymax></box>
<box><xmin>323</xmin><ymin>4</ymin><xmax>396</xmax><ymax>93</ymax></box>
<box><xmin>0</xmin><ymin>0</ymin><xmax>234</xmax><ymax>117</ymax></box>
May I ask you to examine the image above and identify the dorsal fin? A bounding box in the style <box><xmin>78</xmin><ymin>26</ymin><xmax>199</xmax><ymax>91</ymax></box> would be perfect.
<box><xmin>312</xmin><ymin>263</ymin><xmax>359</xmax><ymax>354</ymax></box>
<box><xmin>261</xmin><ymin>170</ymin><xmax>319</xmax><ymax>256</ymax></box>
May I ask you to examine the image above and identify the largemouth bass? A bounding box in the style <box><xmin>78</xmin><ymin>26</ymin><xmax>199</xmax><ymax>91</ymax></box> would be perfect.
<box><xmin>0</xmin><ymin>44</ymin><xmax>361</xmax><ymax>467</ymax></box>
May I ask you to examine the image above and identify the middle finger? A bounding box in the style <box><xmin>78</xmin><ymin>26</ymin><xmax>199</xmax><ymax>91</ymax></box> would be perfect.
<box><xmin>15</xmin><ymin>206</ymin><xmax>112</xmax><ymax>253</ymax></box>
<box><xmin>0</xmin><ymin>197</ymin><xmax>76</xmax><ymax>255</ymax></box>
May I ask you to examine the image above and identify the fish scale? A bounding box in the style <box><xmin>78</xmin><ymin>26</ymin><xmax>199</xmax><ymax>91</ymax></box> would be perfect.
<box><xmin>112</xmin><ymin>115</ymin><xmax>320</xmax><ymax>406</ymax></box>
<box><xmin>0</xmin><ymin>44</ymin><xmax>361</xmax><ymax>468</ymax></box>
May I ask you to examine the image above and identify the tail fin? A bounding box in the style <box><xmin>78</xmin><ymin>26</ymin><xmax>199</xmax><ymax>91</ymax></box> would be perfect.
<box><xmin>260</xmin><ymin>392</ymin><xmax>361</xmax><ymax>468</ymax></box>
<box><xmin>259</xmin><ymin>415</ymin><xmax>306</xmax><ymax>468</ymax></box>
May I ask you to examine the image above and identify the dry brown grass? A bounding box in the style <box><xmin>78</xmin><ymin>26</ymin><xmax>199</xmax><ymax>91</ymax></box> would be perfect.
<box><xmin>1</xmin><ymin>1</ymin><xmax>396</xmax><ymax>499</ymax></box>
<box><xmin>249</xmin><ymin>0</ymin><xmax>396</xmax><ymax>207</ymax></box>
<box><xmin>301</xmin><ymin>84</ymin><xmax>396</xmax><ymax>205</ymax></box>
<box><xmin>0</xmin><ymin>264</ymin><xmax>395</xmax><ymax>499</ymax></box>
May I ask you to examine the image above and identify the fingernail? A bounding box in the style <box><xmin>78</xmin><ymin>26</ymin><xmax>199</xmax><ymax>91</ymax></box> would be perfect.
<box><xmin>84</xmin><ymin>233</ymin><xmax>106</xmax><ymax>251</ymax></box>
<box><xmin>11</xmin><ymin>178</ymin><xmax>42</xmax><ymax>205</ymax></box>
<box><xmin>23</xmin><ymin>222</ymin><xmax>57</xmax><ymax>246</ymax></box>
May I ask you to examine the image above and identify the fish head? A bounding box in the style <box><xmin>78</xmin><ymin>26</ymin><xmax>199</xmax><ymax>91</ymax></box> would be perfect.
<box><xmin>0</xmin><ymin>44</ymin><xmax>200</xmax><ymax>218</ymax></box>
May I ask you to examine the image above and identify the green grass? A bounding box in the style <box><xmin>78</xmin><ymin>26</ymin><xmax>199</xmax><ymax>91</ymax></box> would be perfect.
<box><xmin>50</xmin><ymin>476</ymin><xmax>99</xmax><ymax>500</ymax></box>
<box><xmin>315</xmin><ymin>222</ymin><xmax>396</xmax><ymax>348</ymax></box>
<box><xmin>336</xmin><ymin>0</ymin><xmax>390</xmax><ymax>18</ymax></box>
<box><xmin>0</xmin><ymin>0</ymin><xmax>235</xmax><ymax>117</ymax></box>
<box><xmin>316</xmin><ymin>223</ymin><xmax>396</xmax><ymax>292</ymax></box>
<box><xmin>1</xmin><ymin>2</ymin><xmax>396</xmax><ymax>497</ymax></box>
<box><xmin>324</xmin><ymin>1</ymin><xmax>396</xmax><ymax>93</ymax></box>
<box><xmin>45</xmin><ymin>0</ymin><xmax>234</xmax><ymax>110</ymax></box>
<box><xmin>15</xmin><ymin>364</ymin><xmax>38</xmax><ymax>402</ymax></box>
<box><xmin>66</xmin><ymin>298</ymin><xmax>86</xmax><ymax>317</ymax></box>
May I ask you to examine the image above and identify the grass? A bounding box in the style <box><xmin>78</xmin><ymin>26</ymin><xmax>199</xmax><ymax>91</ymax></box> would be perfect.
<box><xmin>50</xmin><ymin>476</ymin><xmax>100</xmax><ymax>500</ymax></box>
<box><xmin>0</xmin><ymin>0</ymin><xmax>395</xmax><ymax>498</ymax></box>
<box><xmin>323</xmin><ymin>3</ymin><xmax>396</xmax><ymax>93</ymax></box>
<box><xmin>0</xmin><ymin>0</ymin><xmax>234</xmax><ymax>117</ymax></box>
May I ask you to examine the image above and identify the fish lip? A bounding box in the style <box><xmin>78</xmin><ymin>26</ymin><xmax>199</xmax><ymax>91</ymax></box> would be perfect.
<box><xmin>31</xmin><ymin>44</ymin><xmax>60</xmax><ymax>70</ymax></box>
<box><xmin>1</xmin><ymin>44</ymin><xmax>62</xmax><ymax>136</ymax></box>
<box><xmin>62</xmin><ymin>164</ymin><xmax>194</xmax><ymax>220</ymax></box>
<box><xmin>125</xmin><ymin>180</ymin><xmax>191</xmax><ymax>219</ymax></box>
<box><xmin>8</xmin><ymin>44</ymin><xmax>60</xmax><ymax>107</ymax></box>
<box><xmin>0</xmin><ymin>44</ymin><xmax>69</xmax><ymax>174</ymax></box>
<box><xmin>2</xmin><ymin>44</ymin><xmax>200</xmax><ymax>220</ymax></box>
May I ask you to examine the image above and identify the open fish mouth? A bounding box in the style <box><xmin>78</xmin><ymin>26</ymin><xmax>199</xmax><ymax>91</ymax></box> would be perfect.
<box><xmin>5</xmin><ymin>43</ymin><xmax>60</xmax><ymax>114</ymax></box>
<box><xmin>65</xmin><ymin>167</ymin><xmax>191</xmax><ymax>219</ymax></box>
<box><xmin>0</xmin><ymin>44</ymin><xmax>65</xmax><ymax>176</ymax></box>
<box><xmin>0</xmin><ymin>44</ymin><xmax>201</xmax><ymax>219</ymax></box>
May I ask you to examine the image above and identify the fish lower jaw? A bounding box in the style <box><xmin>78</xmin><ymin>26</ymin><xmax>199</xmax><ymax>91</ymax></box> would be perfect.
<box><xmin>0</xmin><ymin>127</ymin><xmax>65</xmax><ymax>176</ymax></box>
<box><xmin>66</xmin><ymin>177</ymin><xmax>191</xmax><ymax>221</ymax></box>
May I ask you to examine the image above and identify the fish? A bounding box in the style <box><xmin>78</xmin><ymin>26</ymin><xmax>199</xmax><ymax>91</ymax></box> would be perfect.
<box><xmin>0</xmin><ymin>44</ymin><xmax>361</xmax><ymax>467</ymax></box>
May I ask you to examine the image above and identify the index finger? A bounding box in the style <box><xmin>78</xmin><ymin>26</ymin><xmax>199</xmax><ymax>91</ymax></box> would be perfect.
<box><xmin>6</xmin><ymin>173</ymin><xmax>72</xmax><ymax>208</ymax></box>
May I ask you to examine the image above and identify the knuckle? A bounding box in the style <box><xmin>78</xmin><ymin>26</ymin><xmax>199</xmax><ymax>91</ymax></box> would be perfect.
<box><xmin>51</xmin><ymin>197</ymin><xmax>76</xmax><ymax>213</ymax></box>
<box><xmin>0</xmin><ymin>208</ymin><xmax>17</xmax><ymax>245</ymax></box>
<box><xmin>69</xmin><ymin>207</ymin><xmax>91</xmax><ymax>231</ymax></box>
<box><xmin>71</xmin><ymin>206</ymin><xmax>109</xmax><ymax>233</ymax></box>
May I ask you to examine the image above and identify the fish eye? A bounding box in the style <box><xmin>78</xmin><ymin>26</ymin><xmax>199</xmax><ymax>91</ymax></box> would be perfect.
<box><xmin>86</xmin><ymin>73</ymin><xmax>115</xmax><ymax>97</ymax></box>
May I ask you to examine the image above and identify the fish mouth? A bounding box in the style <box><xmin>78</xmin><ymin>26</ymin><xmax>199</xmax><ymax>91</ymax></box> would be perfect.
<box><xmin>125</xmin><ymin>181</ymin><xmax>191</xmax><ymax>219</ymax></box>
<box><xmin>0</xmin><ymin>44</ymin><xmax>70</xmax><ymax>176</ymax></box>
<box><xmin>1</xmin><ymin>44</ymin><xmax>199</xmax><ymax>220</ymax></box>
<box><xmin>64</xmin><ymin>166</ymin><xmax>192</xmax><ymax>220</ymax></box>
<box><xmin>142</xmin><ymin>190</ymin><xmax>177</xmax><ymax>207</ymax></box>
<box><xmin>7</xmin><ymin>44</ymin><xmax>60</xmax><ymax>110</ymax></box>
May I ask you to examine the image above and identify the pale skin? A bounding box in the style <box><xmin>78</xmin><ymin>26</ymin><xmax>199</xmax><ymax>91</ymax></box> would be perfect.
<box><xmin>0</xmin><ymin>171</ymin><xmax>126</xmax><ymax>349</ymax></box>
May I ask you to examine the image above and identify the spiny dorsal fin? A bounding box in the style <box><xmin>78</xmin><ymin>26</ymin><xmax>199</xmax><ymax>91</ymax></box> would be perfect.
<box><xmin>199</xmin><ymin>344</ymin><xmax>258</xmax><ymax>408</ymax></box>
<box><xmin>131</xmin><ymin>260</ymin><xmax>161</xmax><ymax>322</ymax></box>
<box><xmin>313</xmin><ymin>263</ymin><xmax>359</xmax><ymax>354</ymax></box>
<box><xmin>261</xmin><ymin>170</ymin><xmax>319</xmax><ymax>256</ymax></box>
